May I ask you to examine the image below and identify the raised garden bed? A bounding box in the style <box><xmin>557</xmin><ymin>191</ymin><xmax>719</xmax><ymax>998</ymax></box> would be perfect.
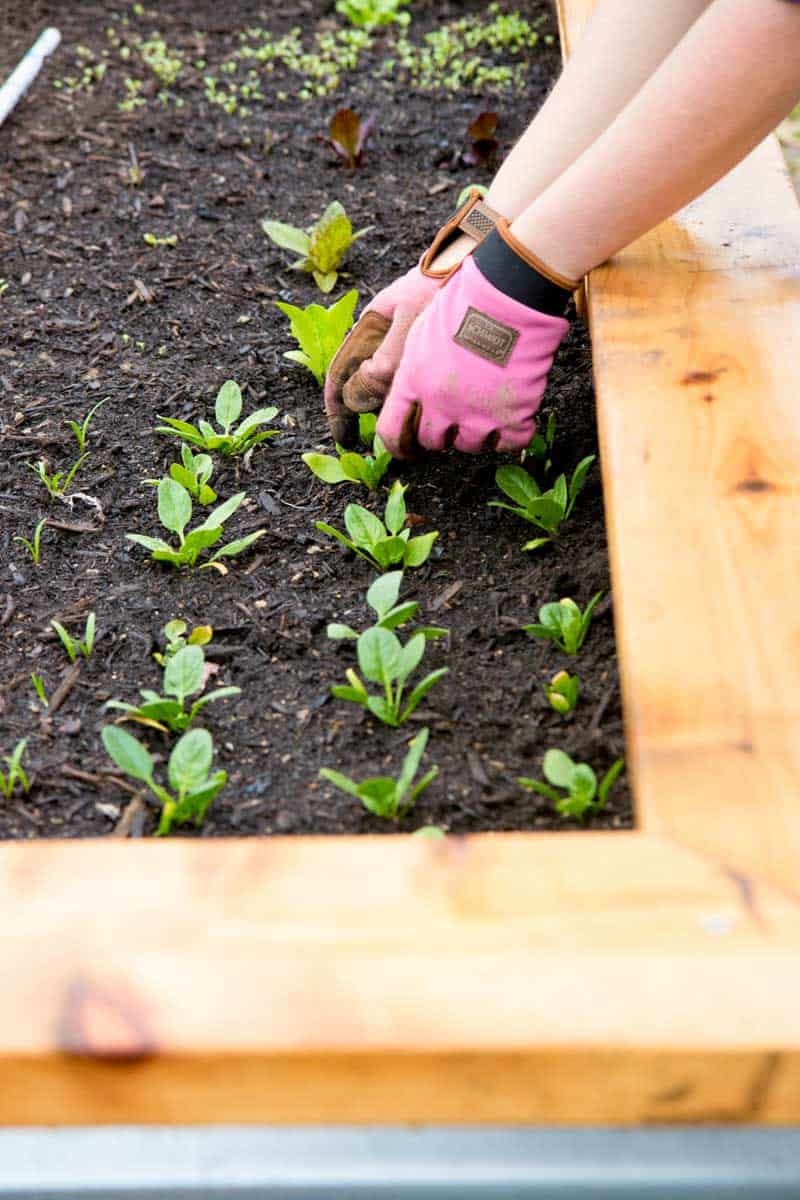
<box><xmin>0</xmin><ymin>0</ymin><xmax>629</xmax><ymax>838</ymax></box>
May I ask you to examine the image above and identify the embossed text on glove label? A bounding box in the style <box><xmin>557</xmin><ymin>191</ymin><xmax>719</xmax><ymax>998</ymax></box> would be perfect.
<box><xmin>453</xmin><ymin>307</ymin><xmax>519</xmax><ymax>366</ymax></box>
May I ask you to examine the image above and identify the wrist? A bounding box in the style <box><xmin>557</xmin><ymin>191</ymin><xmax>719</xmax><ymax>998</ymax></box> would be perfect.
<box><xmin>472</xmin><ymin>220</ymin><xmax>579</xmax><ymax>317</ymax></box>
<box><xmin>421</xmin><ymin>189</ymin><xmax>504</xmax><ymax>280</ymax></box>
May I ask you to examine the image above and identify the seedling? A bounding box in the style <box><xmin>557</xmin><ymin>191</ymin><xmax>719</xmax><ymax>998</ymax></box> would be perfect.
<box><xmin>50</xmin><ymin>611</ymin><xmax>96</xmax><ymax>662</ymax></box>
<box><xmin>66</xmin><ymin>397</ymin><xmax>107</xmax><ymax>455</ymax></box>
<box><xmin>327</xmin><ymin>569</ymin><xmax>447</xmax><ymax>642</ymax></box>
<box><xmin>463</xmin><ymin>111</ymin><xmax>499</xmax><ymax>167</ymax></box>
<box><xmin>524</xmin><ymin>593</ymin><xmax>603</xmax><ymax>656</ymax></box>
<box><xmin>143</xmin><ymin>232</ymin><xmax>177</xmax><ymax>247</ymax></box>
<box><xmin>320</xmin><ymin>727</ymin><xmax>437</xmax><ymax>821</ymax></box>
<box><xmin>261</xmin><ymin>200</ymin><xmax>371</xmax><ymax>293</ymax></box>
<box><xmin>30</xmin><ymin>674</ymin><xmax>48</xmax><ymax>707</ymax></box>
<box><xmin>456</xmin><ymin>183</ymin><xmax>488</xmax><ymax>207</ymax></box>
<box><xmin>413</xmin><ymin>824</ymin><xmax>445</xmax><ymax>838</ymax></box>
<box><xmin>543</xmin><ymin>669</ymin><xmax>580</xmax><ymax>715</ymax></box>
<box><xmin>332</xmin><ymin>626</ymin><xmax>447</xmax><ymax>727</ymax></box>
<box><xmin>522</xmin><ymin>410</ymin><xmax>556</xmax><ymax>470</ymax></box>
<box><xmin>0</xmin><ymin>740</ymin><xmax>30</xmax><ymax>800</ymax></box>
<box><xmin>490</xmin><ymin>455</ymin><xmax>595</xmax><ymax>550</ymax></box>
<box><xmin>28</xmin><ymin>455</ymin><xmax>87</xmax><ymax>502</ymax></box>
<box><xmin>304</xmin><ymin>411</ymin><xmax>391</xmax><ymax>490</ymax></box>
<box><xmin>325</xmin><ymin>107</ymin><xmax>376</xmax><ymax>168</ymax></box>
<box><xmin>13</xmin><ymin>517</ymin><xmax>47</xmax><ymax>565</ymax></box>
<box><xmin>276</xmin><ymin>289</ymin><xmax>358</xmax><ymax>386</ymax></box>
<box><xmin>101</xmin><ymin>725</ymin><xmax>226</xmax><ymax>836</ymax></box>
<box><xmin>316</xmin><ymin>480</ymin><xmax>438</xmax><ymax>572</ymax></box>
<box><xmin>153</xmin><ymin>619</ymin><xmax>213</xmax><ymax>667</ymax></box>
<box><xmin>146</xmin><ymin>445</ymin><xmax>217</xmax><ymax>505</ymax></box>
<box><xmin>519</xmin><ymin>748</ymin><xmax>625</xmax><ymax>821</ymax></box>
<box><xmin>126</xmin><ymin>479</ymin><xmax>266</xmax><ymax>569</ymax></box>
<box><xmin>107</xmin><ymin>643</ymin><xmax>239</xmax><ymax>734</ymax></box>
<box><xmin>335</xmin><ymin>0</ymin><xmax>410</xmax><ymax>28</ymax></box>
<box><xmin>156</xmin><ymin>380</ymin><xmax>280</xmax><ymax>457</ymax></box>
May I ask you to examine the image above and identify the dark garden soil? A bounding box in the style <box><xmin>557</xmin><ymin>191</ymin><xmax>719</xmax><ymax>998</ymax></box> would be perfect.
<box><xmin>0</xmin><ymin>0</ymin><xmax>632</xmax><ymax>838</ymax></box>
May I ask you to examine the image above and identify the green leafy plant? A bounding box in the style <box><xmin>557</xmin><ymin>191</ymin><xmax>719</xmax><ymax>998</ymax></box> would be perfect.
<box><xmin>153</xmin><ymin>619</ymin><xmax>213</xmax><ymax>667</ymax></box>
<box><xmin>28</xmin><ymin>455</ymin><xmax>87</xmax><ymax>502</ymax></box>
<box><xmin>336</xmin><ymin>0</ymin><xmax>410</xmax><ymax>28</ymax></box>
<box><xmin>126</xmin><ymin>479</ymin><xmax>266</xmax><ymax>569</ymax></box>
<box><xmin>316</xmin><ymin>480</ymin><xmax>437</xmax><ymax>572</ymax></box>
<box><xmin>332</xmin><ymin>626</ymin><xmax>447</xmax><ymax>727</ymax></box>
<box><xmin>327</xmin><ymin>569</ymin><xmax>447</xmax><ymax>642</ymax></box>
<box><xmin>524</xmin><ymin>593</ymin><xmax>603</xmax><ymax>656</ymax></box>
<box><xmin>519</xmin><ymin>749</ymin><xmax>624</xmax><ymax>821</ymax></box>
<box><xmin>261</xmin><ymin>201</ymin><xmax>371</xmax><ymax>293</ymax></box>
<box><xmin>101</xmin><ymin>725</ymin><xmax>226</xmax><ymax>836</ymax></box>
<box><xmin>304</xmin><ymin>411</ymin><xmax>391</xmax><ymax>490</ymax></box>
<box><xmin>13</xmin><ymin>517</ymin><xmax>47</xmax><ymax>565</ymax></box>
<box><xmin>326</xmin><ymin>107</ymin><xmax>376</xmax><ymax>167</ymax></box>
<box><xmin>489</xmin><ymin>455</ymin><xmax>595</xmax><ymax>550</ymax></box>
<box><xmin>522</xmin><ymin>410</ymin><xmax>556</xmax><ymax>470</ymax></box>
<box><xmin>30</xmin><ymin>674</ymin><xmax>48</xmax><ymax>707</ymax></box>
<box><xmin>320</xmin><ymin>726</ymin><xmax>436</xmax><ymax>820</ymax></box>
<box><xmin>0</xmin><ymin>739</ymin><xmax>30</xmax><ymax>800</ymax></box>
<box><xmin>146</xmin><ymin>445</ymin><xmax>217</xmax><ymax>505</ymax></box>
<box><xmin>66</xmin><ymin>397</ymin><xmax>107</xmax><ymax>455</ymax></box>
<box><xmin>276</xmin><ymin>289</ymin><xmax>358</xmax><ymax>386</ymax></box>
<box><xmin>50</xmin><ymin>611</ymin><xmax>96</xmax><ymax>663</ymax></box>
<box><xmin>543</xmin><ymin>669</ymin><xmax>580</xmax><ymax>715</ymax></box>
<box><xmin>156</xmin><ymin>380</ymin><xmax>280</xmax><ymax>457</ymax></box>
<box><xmin>106</xmin><ymin>643</ymin><xmax>239</xmax><ymax>734</ymax></box>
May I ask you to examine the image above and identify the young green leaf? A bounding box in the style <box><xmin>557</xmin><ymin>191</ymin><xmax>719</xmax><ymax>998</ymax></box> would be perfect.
<box><xmin>158</xmin><ymin>478</ymin><xmax>192</xmax><ymax>538</ymax></box>
<box><xmin>277</xmin><ymin>290</ymin><xmax>358</xmax><ymax>387</ymax></box>
<box><xmin>102</xmin><ymin>726</ymin><xmax>155</xmax><ymax>784</ymax></box>
<box><xmin>215</xmin><ymin>380</ymin><xmax>242</xmax><ymax>432</ymax></box>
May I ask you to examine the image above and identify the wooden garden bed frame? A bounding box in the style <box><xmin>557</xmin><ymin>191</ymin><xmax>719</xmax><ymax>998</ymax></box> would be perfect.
<box><xmin>4</xmin><ymin>0</ymin><xmax>800</xmax><ymax>1126</ymax></box>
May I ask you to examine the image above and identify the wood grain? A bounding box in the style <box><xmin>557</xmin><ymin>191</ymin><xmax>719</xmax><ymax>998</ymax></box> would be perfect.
<box><xmin>559</xmin><ymin>0</ymin><xmax>800</xmax><ymax>892</ymax></box>
<box><xmin>1</xmin><ymin>834</ymin><xmax>800</xmax><ymax>1124</ymax></box>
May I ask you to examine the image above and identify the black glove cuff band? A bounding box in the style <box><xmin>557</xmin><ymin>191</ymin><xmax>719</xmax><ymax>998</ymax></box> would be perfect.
<box><xmin>472</xmin><ymin>228</ymin><xmax>572</xmax><ymax>317</ymax></box>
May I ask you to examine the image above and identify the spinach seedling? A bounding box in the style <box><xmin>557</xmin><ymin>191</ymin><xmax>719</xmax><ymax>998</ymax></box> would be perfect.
<box><xmin>332</xmin><ymin>626</ymin><xmax>447</xmax><ymax>727</ymax></box>
<box><xmin>276</xmin><ymin>289</ymin><xmax>358</xmax><ymax>386</ymax></box>
<box><xmin>320</xmin><ymin>726</ymin><xmax>437</xmax><ymax>821</ymax></box>
<box><xmin>304</xmin><ymin>412</ymin><xmax>391</xmax><ymax>490</ymax></box>
<box><xmin>153</xmin><ymin>619</ymin><xmax>213</xmax><ymax>666</ymax></box>
<box><xmin>335</xmin><ymin>0</ymin><xmax>410</xmax><ymax>29</ymax></box>
<box><xmin>524</xmin><ymin>593</ymin><xmax>603</xmax><ymax>656</ymax></box>
<box><xmin>327</xmin><ymin>569</ymin><xmax>447</xmax><ymax>642</ymax></box>
<box><xmin>107</xmin><ymin>643</ymin><xmax>239</xmax><ymax>733</ymax></box>
<box><xmin>0</xmin><ymin>739</ymin><xmax>30</xmax><ymax>800</ymax></box>
<box><xmin>522</xmin><ymin>410</ymin><xmax>556</xmax><ymax>470</ymax></box>
<box><xmin>519</xmin><ymin>749</ymin><xmax>624</xmax><ymax>821</ymax></box>
<box><xmin>490</xmin><ymin>455</ymin><xmax>595</xmax><ymax>550</ymax></box>
<box><xmin>30</xmin><ymin>674</ymin><xmax>48</xmax><ymax>707</ymax></box>
<box><xmin>28</xmin><ymin>454</ymin><xmax>87</xmax><ymax>502</ymax></box>
<box><xmin>126</xmin><ymin>479</ymin><xmax>266</xmax><ymax>569</ymax></box>
<box><xmin>316</xmin><ymin>480</ymin><xmax>438</xmax><ymax>572</ymax></box>
<box><xmin>146</xmin><ymin>445</ymin><xmax>217</xmax><ymax>505</ymax></box>
<box><xmin>51</xmin><ymin>611</ymin><xmax>95</xmax><ymax>662</ymax></box>
<box><xmin>326</xmin><ymin>107</ymin><xmax>376</xmax><ymax>168</ymax></box>
<box><xmin>66</xmin><ymin>397</ymin><xmax>107</xmax><ymax>455</ymax></box>
<box><xmin>261</xmin><ymin>200</ymin><xmax>371</xmax><ymax>293</ymax></box>
<box><xmin>13</xmin><ymin>517</ymin><xmax>47</xmax><ymax>565</ymax></box>
<box><xmin>156</xmin><ymin>380</ymin><xmax>280</xmax><ymax>457</ymax></box>
<box><xmin>101</xmin><ymin>725</ymin><xmax>226</xmax><ymax>836</ymax></box>
<box><xmin>543</xmin><ymin>669</ymin><xmax>580</xmax><ymax>715</ymax></box>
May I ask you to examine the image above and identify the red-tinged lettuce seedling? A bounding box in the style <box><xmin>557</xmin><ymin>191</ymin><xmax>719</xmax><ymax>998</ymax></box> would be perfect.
<box><xmin>327</xmin><ymin>569</ymin><xmax>447</xmax><ymax>642</ymax></box>
<box><xmin>320</xmin><ymin>726</ymin><xmax>437</xmax><ymax>821</ymax></box>
<box><xmin>261</xmin><ymin>201</ymin><xmax>371</xmax><ymax>293</ymax></box>
<box><xmin>331</xmin><ymin>626</ymin><xmax>448</xmax><ymax>727</ymax></box>
<box><xmin>126</xmin><ymin>478</ymin><xmax>266</xmax><ymax>570</ymax></box>
<box><xmin>326</xmin><ymin>107</ymin><xmax>376</xmax><ymax>168</ymax></box>
<box><xmin>519</xmin><ymin>748</ymin><xmax>624</xmax><ymax>822</ymax></box>
<box><xmin>316</xmin><ymin>480</ymin><xmax>438</xmax><ymax>572</ymax></box>
<box><xmin>463</xmin><ymin>110</ymin><xmax>499</xmax><ymax>167</ymax></box>
<box><xmin>524</xmin><ymin>593</ymin><xmax>603</xmax><ymax>656</ymax></box>
<box><xmin>101</xmin><ymin>725</ymin><xmax>226</xmax><ymax>836</ymax></box>
<box><xmin>490</xmin><ymin>454</ymin><xmax>595</xmax><ymax>551</ymax></box>
<box><xmin>106</xmin><ymin>643</ymin><xmax>240</xmax><ymax>734</ymax></box>
<box><xmin>276</xmin><ymin>288</ymin><xmax>358</xmax><ymax>386</ymax></box>
<box><xmin>303</xmin><ymin>411</ymin><xmax>391</xmax><ymax>490</ymax></box>
<box><xmin>156</xmin><ymin>380</ymin><xmax>280</xmax><ymax>457</ymax></box>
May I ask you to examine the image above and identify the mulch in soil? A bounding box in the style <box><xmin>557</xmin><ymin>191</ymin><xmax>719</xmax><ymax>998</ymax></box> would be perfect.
<box><xmin>0</xmin><ymin>0</ymin><xmax>631</xmax><ymax>838</ymax></box>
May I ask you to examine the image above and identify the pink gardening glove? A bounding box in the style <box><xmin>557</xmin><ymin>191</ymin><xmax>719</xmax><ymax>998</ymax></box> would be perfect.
<box><xmin>324</xmin><ymin>190</ymin><xmax>501</xmax><ymax>446</ymax></box>
<box><xmin>377</xmin><ymin>220</ymin><xmax>577</xmax><ymax>457</ymax></box>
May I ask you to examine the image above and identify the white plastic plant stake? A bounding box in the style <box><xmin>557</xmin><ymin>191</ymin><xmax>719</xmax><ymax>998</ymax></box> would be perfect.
<box><xmin>0</xmin><ymin>28</ymin><xmax>61</xmax><ymax>128</ymax></box>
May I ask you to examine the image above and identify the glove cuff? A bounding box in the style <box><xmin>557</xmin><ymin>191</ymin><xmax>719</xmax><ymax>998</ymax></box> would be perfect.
<box><xmin>472</xmin><ymin>219</ymin><xmax>580</xmax><ymax>317</ymax></box>
<box><xmin>420</xmin><ymin>189</ymin><xmax>503</xmax><ymax>280</ymax></box>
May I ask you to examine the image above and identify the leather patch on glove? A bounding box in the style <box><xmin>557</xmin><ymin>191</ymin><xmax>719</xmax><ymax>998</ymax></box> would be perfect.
<box><xmin>453</xmin><ymin>306</ymin><xmax>519</xmax><ymax>366</ymax></box>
